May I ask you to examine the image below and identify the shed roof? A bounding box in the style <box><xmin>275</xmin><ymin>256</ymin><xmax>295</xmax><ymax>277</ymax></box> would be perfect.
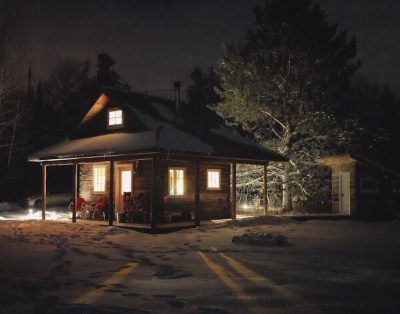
<box><xmin>29</xmin><ymin>88</ymin><xmax>287</xmax><ymax>163</ymax></box>
<box><xmin>318</xmin><ymin>153</ymin><xmax>400</xmax><ymax>179</ymax></box>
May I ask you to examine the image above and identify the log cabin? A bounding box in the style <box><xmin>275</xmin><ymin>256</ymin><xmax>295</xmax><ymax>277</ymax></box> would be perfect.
<box><xmin>29</xmin><ymin>87</ymin><xmax>287</xmax><ymax>228</ymax></box>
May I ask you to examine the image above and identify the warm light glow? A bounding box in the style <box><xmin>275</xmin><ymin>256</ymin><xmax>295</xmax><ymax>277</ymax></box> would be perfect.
<box><xmin>207</xmin><ymin>169</ymin><xmax>221</xmax><ymax>189</ymax></box>
<box><xmin>242</xmin><ymin>204</ymin><xmax>249</xmax><ymax>210</ymax></box>
<box><xmin>169</xmin><ymin>169</ymin><xmax>184</xmax><ymax>195</ymax></box>
<box><xmin>121</xmin><ymin>170</ymin><xmax>132</xmax><ymax>195</ymax></box>
<box><xmin>108</xmin><ymin>109</ymin><xmax>123</xmax><ymax>126</ymax></box>
<box><xmin>93</xmin><ymin>165</ymin><xmax>106</xmax><ymax>192</ymax></box>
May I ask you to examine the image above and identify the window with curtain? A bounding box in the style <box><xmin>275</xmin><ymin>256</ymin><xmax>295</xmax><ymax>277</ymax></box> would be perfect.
<box><xmin>169</xmin><ymin>168</ymin><xmax>185</xmax><ymax>195</ymax></box>
<box><xmin>93</xmin><ymin>165</ymin><xmax>106</xmax><ymax>192</ymax></box>
<box><xmin>207</xmin><ymin>169</ymin><xmax>221</xmax><ymax>189</ymax></box>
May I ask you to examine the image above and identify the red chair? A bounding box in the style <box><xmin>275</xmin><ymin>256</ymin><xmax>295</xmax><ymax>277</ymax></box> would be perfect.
<box><xmin>68</xmin><ymin>197</ymin><xmax>87</xmax><ymax>218</ymax></box>
<box><xmin>91</xmin><ymin>197</ymin><xmax>106</xmax><ymax>220</ymax></box>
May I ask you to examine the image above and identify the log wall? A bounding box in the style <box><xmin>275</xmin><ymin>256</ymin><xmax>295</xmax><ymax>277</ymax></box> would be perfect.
<box><xmin>79</xmin><ymin>162</ymin><xmax>110</xmax><ymax>202</ymax></box>
<box><xmin>78</xmin><ymin>158</ymin><xmax>232</xmax><ymax>221</ymax></box>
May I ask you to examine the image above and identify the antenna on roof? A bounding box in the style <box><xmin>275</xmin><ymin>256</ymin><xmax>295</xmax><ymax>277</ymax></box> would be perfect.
<box><xmin>173</xmin><ymin>81</ymin><xmax>181</xmax><ymax>117</ymax></box>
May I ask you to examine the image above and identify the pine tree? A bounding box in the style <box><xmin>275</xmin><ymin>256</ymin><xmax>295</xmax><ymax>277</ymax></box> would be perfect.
<box><xmin>214</xmin><ymin>0</ymin><xmax>360</xmax><ymax>211</ymax></box>
<box><xmin>185</xmin><ymin>67</ymin><xmax>222</xmax><ymax>129</ymax></box>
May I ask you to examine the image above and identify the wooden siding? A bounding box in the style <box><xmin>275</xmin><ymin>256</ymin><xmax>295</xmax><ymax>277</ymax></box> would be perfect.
<box><xmin>79</xmin><ymin>162</ymin><xmax>110</xmax><ymax>202</ymax></box>
<box><xmin>355</xmin><ymin>163</ymin><xmax>392</xmax><ymax>219</ymax></box>
<box><xmin>132</xmin><ymin>160</ymin><xmax>152</xmax><ymax>196</ymax></box>
<box><xmin>147</xmin><ymin>159</ymin><xmax>231</xmax><ymax>220</ymax></box>
<box><xmin>78</xmin><ymin>158</ymin><xmax>232</xmax><ymax>221</ymax></box>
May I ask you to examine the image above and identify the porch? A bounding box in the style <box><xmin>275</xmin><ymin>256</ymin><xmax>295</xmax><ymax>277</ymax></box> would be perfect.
<box><xmin>39</xmin><ymin>154</ymin><xmax>270</xmax><ymax>229</ymax></box>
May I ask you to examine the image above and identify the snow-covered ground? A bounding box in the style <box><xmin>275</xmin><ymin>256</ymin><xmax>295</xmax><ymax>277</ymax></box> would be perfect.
<box><xmin>0</xmin><ymin>217</ymin><xmax>399</xmax><ymax>313</ymax></box>
<box><xmin>0</xmin><ymin>203</ymin><xmax>69</xmax><ymax>221</ymax></box>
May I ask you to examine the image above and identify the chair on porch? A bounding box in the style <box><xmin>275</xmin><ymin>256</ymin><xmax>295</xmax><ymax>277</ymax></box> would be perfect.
<box><xmin>90</xmin><ymin>197</ymin><xmax>106</xmax><ymax>220</ymax></box>
<box><xmin>68</xmin><ymin>197</ymin><xmax>88</xmax><ymax>219</ymax></box>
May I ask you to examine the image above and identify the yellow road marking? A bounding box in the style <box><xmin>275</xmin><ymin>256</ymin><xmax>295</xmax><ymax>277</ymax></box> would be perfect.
<box><xmin>74</xmin><ymin>262</ymin><xmax>139</xmax><ymax>304</ymax></box>
<box><xmin>219</xmin><ymin>252</ymin><xmax>317</xmax><ymax>313</ymax></box>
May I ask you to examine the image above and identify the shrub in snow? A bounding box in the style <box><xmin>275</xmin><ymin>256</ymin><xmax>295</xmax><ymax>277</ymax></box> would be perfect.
<box><xmin>232</xmin><ymin>232</ymin><xmax>288</xmax><ymax>246</ymax></box>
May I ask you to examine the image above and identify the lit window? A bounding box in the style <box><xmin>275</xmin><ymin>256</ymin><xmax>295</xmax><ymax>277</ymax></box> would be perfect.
<box><xmin>93</xmin><ymin>165</ymin><xmax>106</xmax><ymax>192</ymax></box>
<box><xmin>121</xmin><ymin>170</ymin><xmax>132</xmax><ymax>195</ymax></box>
<box><xmin>207</xmin><ymin>169</ymin><xmax>221</xmax><ymax>189</ymax></box>
<box><xmin>169</xmin><ymin>168</ymin><xmax>185</xmax><ymax>195</ymax></box>
<box><xmin>108</xmin><ymin>109</ymin><xmax>123</xmax><ymax>126</ymax></box>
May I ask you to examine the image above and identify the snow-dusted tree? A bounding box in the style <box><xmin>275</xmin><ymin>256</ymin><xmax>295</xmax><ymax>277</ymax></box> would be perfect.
<box><xmin>213</xmin><ymin>0</ymin><xmax>360</xmax><ymax>211</ymax></box>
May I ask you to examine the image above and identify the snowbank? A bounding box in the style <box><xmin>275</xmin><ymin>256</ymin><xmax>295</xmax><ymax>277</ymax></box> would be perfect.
<box><xmin>232</xmin><ymin>232</ymin><xmax>288</xmax><ymax>246</ymax></box>
<box><xmin>222</xmin><ymin>215</ymin><xmax>295</xmax><ymax>227</ymax></box>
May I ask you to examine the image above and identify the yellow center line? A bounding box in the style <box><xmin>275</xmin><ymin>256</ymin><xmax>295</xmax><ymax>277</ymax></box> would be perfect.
<box><xmin>73</xmin><ymin>261</ymin><xmax>139</xmax><ymax>304</ymax></box>
<box><xmin>218</xmin><ymin>252</ymin><xmax>318</xmax><ymax>313</ymax></box>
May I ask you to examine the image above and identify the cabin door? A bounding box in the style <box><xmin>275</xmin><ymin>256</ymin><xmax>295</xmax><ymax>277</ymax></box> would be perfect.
<box><xmin>115</xmin><ymin>165</ymin><xmax>133</xmax><ymax>212</ymax></box>
<box><xmin>339</xmin><ymin>172</ymin><xmax>350</xmax><ymax>215</ymax></box>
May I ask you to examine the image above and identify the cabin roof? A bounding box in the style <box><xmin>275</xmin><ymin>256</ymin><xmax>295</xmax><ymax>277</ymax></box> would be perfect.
<box><xmin>29</xmin><ymin>88</ymin><xmax>287</xmax><ymax>163</ymax></box>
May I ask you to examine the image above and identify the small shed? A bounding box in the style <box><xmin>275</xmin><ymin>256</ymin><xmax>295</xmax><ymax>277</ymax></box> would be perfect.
<box><xmin>318</xmin><ymin>154</ymin><xmax>400</xmax><ymax>219</ymax></box>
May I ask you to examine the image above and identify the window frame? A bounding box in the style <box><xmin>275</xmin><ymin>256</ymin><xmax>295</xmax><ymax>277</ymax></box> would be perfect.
<box><xmin>93</xmin><ymin>165</ymin><xmax>107</xmax><ymax>193</ymax></box>
<box><xmin>107</xmin><ymin>108</ymin><xmax>124</xmax><ymax>129</ymax></box>
<box><xmin>168</xmin><ymin>167</ymin><xmax>186</xmax><ymax>196</ymax></box>
<box><xmin>207</xmin><ymin>168</ymin><xmax>221</xmax><ymax>190</ymax></box>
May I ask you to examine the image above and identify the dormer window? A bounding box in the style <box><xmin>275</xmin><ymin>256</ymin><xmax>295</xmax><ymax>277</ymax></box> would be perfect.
<box><xmin>108</xmin><ymin>109</ymin><xmax>123</xmax><ymax>128</ymax></box>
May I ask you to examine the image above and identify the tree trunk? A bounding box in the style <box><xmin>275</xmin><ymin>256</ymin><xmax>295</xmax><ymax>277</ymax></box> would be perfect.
<box><xmin>281</xmin><ymin>126</ymin><xmax>292</xmax><ymax>212</ymax></box>
<box><xmin>282</xmin><ymin>162</ymin><xmax>292</xmax><ymax>212</ymax></box>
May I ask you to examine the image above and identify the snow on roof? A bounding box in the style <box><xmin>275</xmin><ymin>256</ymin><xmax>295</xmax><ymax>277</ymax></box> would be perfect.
<box><xmin>29</xmin><ymin>89</ymin><xmax>287</xmax><ymax>162</ymax></box>
<box><xmin>210</xmin><ymin>125</ymin><xmax>260</xmax><ymax>148</ymax></box>
<box><xmin>149</xmin><ymin>102</ymin><xmax>175</xmax><ymax>122</ymax></box>
<box><xmin>29</xmin><ymin>132</ymin><xmax>156</xmax><ymax>161</ymax></box>
<box><xmin>29</xmin><ymin>115</ymin><xmax>215</xmax><ymax>161</ymax></box>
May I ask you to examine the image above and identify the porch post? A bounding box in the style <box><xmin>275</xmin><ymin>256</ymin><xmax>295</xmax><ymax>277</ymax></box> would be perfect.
<box><xmin>230</xmin><ymin>162</ymin><xmax>237</xmax><ymax>219</ymax></box>
<box><xmin>150</xmin><ymin>156</ymin><xmax>157</xmax><ymax>229</ymax></box>
<box><xmin>263</xmin><ymin>163</ymin><xmax>268</xmax><ymax>215</ymax></box>
<box><xmin>41</xmin><ymin>163</ymin><xmax>47</xmax><ymax>220</ymax></box>
<box><xmin>194</xmin><ymin>160</ymin><xmax>200</xmax><ymax>226</ymax></box>
<box><xmin>109</xmin><ymin>160</ymin><xmax>114</xmax><ymax>226</ymax></box>
<box><xmin>72</xmin><ymin>163</ymin><xmax>78</xmax><ymax>223</ymax></box>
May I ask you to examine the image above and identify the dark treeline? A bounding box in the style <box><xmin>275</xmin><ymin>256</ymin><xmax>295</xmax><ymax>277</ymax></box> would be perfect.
<box><xmin>0</xmin><ymin>49</ymin><xmax>130</xmax><ymax>200</ymax></box>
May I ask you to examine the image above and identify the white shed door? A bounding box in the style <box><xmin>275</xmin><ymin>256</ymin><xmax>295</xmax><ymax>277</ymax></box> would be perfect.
<box><xmin>339</xmin><ymin>172</ymin><xmax>351</xmax><ymax>215</ymax></box>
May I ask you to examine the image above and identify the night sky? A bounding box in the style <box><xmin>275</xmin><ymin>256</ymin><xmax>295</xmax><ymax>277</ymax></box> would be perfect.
<box><xmin>3</xmin><ymin>0</ymin><xmax>400</xmax><ymax>94</ymax></box>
